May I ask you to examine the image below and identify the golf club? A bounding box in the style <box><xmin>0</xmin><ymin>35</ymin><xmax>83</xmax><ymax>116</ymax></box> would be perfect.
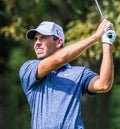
<box><xmin>94</xmin><ymin>0</ymin><xmax>104</xmax><ymax>20</ymax></box>
<box><xmin>94</xmin><ymin>0</ymin><xmax>116</xmax><ymax>39</ymax></box>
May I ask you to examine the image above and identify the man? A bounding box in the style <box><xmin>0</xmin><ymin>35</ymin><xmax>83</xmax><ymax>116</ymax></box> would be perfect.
<box><xmin>19</xmin><ymin>19</ymin><xmax>116</xmax><ymax>129</ymax></box>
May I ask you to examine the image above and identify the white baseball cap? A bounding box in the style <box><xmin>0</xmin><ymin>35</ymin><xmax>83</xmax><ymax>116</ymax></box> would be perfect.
<box><xmin>26</xmin><ymin>21</ymin><xmax>65</xmax><ymax>44</ymax></box>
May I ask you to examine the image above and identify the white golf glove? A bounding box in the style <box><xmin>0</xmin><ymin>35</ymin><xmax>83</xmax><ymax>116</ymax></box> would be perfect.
<box><xmin>102</xmin><ymin>23</ymin><xmax>116</xmax><ymax>45</ymax></box>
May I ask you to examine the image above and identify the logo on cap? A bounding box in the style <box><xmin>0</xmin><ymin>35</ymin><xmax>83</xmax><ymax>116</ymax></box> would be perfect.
<box><xmin>56</xmin><ymin>29</ymin><xmax>61</xmax><ymax>36</ymax></box>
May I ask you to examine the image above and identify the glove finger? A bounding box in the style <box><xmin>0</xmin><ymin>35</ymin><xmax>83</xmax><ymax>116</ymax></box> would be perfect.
<box><xmin>105</xmin><ymin>23</ymin><xmax>114</xmax><ymax>32</ymax></box>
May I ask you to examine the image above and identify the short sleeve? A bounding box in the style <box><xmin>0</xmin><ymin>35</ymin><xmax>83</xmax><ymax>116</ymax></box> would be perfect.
<box><xmin>81</xmin><ymin>67</ymin><xmax>98</xmax><ymax>95</ymax></box>
<box><xmin>19</xmin><ymin>60</ymin><xmax>40</xmax><ymax>95</ymax></box>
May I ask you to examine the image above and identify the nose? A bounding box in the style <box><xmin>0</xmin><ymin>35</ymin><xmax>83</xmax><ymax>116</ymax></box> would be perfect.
<box><xmin>34</xmin><ymin>38</ymin><xmax>42</xmax><ymax>46</ymax></box>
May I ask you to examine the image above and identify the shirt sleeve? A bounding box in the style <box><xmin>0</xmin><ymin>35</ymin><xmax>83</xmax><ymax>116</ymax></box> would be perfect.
<box><xmin>19</xmin><ymin>60</ymin><xmax>40</xmax><ymax>95</ymax></box>
<box><xmin>81</xmin><ymin>67</ymin><xmax>98</xmax><ymax>95</ymax></box>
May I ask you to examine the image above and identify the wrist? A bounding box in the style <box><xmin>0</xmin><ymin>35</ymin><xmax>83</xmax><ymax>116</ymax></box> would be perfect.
<box><xmin>92</xmin><ymin>33</ymin><xmax>100</xmax><ymax>42</ymax></box>
<box><xmin>102</xmin><ymin>43</ymin><xmax>113</xmax><ymax>53</ymax></box>
<box><xmin>102</xmin><ymin>42</ymin><xmax>112</xmax><ymax>45</ymax></box>
<box><xmin>102</xmin><ymin>43</ymin><xmax>112</xmax><ymax>47</ymax></box>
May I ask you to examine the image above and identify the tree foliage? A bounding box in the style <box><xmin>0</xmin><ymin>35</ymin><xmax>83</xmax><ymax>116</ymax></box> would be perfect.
<box><xmin>65</xmin><ymin>0</ymin><xmax>120</xmax><ymax>59</ymax></box>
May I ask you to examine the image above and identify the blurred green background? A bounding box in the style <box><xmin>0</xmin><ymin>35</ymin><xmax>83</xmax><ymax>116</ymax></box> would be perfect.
<box><xmin>0</xmin><ymin>0</ymin><xmax>120</xmax><ymax>129</ymax></box>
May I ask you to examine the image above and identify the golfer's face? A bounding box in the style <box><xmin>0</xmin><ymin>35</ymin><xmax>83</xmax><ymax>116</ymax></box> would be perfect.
<box><xmin>34</xmin><ymin>33</ymin><xmax>58</xmax><ymax>59</ymax></box>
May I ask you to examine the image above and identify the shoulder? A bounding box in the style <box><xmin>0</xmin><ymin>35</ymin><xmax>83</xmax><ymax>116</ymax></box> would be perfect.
<box><xmin>70</xmin><ymin>65</ymin><xmax>97</xmax><ymax>81</ymax></box>
<box><xmin>20</xmin><ymin>59</ymin><xmax>40</xmax><ymax>69</ymax></box>
<box><xmin>22</xmin><ymin>59</ymin><xmax>40</xmax><ymax>67</ymax></box>
<box><xmin>64</xmin><ymin>64</ymin><xmax>89</xmax><ymax>78</ymax></box>
<box><xmin>66</xmin><ymin>63</ymin><xmax>96</xmax><ymax>74</ymax></box>
<box><xmin>70</xmin><ymin>65</ymin><xmax>87</xmax><ymax>73</ymax></box>
<box><xmin>19</xmin><ymin>59</ymin><xmax>40</xmax><ymax>75</ymax></box>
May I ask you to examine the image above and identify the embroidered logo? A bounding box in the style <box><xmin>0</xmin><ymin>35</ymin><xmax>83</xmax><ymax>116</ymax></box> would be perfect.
<box><xmin>56</xmin><ymin>29</ymin><xmax>61</xmax><ymax>36</ymax></box>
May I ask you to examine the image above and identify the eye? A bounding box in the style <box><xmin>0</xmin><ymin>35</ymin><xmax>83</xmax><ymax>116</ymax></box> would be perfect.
<box><xmin>41</xmin><ymin>35</ymin><xmax>47</xmax><ymax>40</ymax></box>
<box><xmin>34</xmin><ymin>37</ymin><xmax>38</xmax><ymax>42</ymax></box>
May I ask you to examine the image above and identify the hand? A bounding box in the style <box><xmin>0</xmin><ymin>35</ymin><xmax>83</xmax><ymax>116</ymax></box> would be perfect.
<box><xmin>102</xmin><ymin>23</ymin><xmax>116</xmax><ymax>45</ymax></box>
<box><xmin>95</xmin><ymin>19</ymin><xmax>111</xmax><ymax>40</ymax></box>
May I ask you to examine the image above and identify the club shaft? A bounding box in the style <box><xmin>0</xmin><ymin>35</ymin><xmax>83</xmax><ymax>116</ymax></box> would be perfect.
<box><xmin>94</xmin><ymin>0</ymin><xmax>104</xmax><ymax>20</ymax></box>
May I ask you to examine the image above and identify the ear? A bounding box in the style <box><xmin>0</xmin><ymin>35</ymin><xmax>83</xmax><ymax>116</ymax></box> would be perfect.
<box><xmin>56</xmin><ymin>39</ymin><xmax>63</xmax><ymax>48</ymax></box>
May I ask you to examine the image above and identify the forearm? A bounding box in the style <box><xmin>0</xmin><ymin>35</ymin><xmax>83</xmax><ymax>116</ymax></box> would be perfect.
<box><xmin>88</xmin><ymin>44</ymin><xmax>114</xmax><ymax>93</ymax></box>
<box><xmin>53</xmin><ymin>34</ymin><xmax>98</xmax><ymax>65</ymax></box>
<box><xmin>99</xmin><ymin>44</ymin><xmax>114</xmax><ymax>90</ymax></box>
<box><xmin>37</xmin><ymin>34</ymin><xmax>98</xmax><ymax>78</ymax></box>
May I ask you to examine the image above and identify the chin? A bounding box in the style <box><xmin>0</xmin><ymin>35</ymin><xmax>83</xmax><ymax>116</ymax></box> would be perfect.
<box><xmin>36</xmin><ymin>53</ymin><xmax>50</xmax><ymax>60</ymax></box>
<box><xmin>37</xmin><ymin>55</ymin><xmax>46</xmax><ymax>60</ymax></box>
<box><xmin>37</xmin><ymin>56</ymin><xmax>44</xmax><ymax>60</ymax></box>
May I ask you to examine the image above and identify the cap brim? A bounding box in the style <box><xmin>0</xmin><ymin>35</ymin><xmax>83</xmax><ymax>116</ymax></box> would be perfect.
<box><xmin>26</xmin><ymin>29</ymin><xmax>54</xmax><ymax>40</ymax></box>
<box><xmin>26</xmin><ymin>29</ymin><xmax>38</xmax><ymax>40</ymax></box>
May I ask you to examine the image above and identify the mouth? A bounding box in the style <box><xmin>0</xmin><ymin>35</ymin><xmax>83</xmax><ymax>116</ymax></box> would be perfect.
<box><xmin>36</xmin><ymin>48</ymin><xmax>44</xmax><ymax>54</ymax></box>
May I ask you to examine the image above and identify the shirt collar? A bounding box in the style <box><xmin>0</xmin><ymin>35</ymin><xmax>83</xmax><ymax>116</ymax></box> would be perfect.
<box><xmin>63</xmin><ymin>63</ymin><xmax>72</xmax><ymax>68</ymax></box>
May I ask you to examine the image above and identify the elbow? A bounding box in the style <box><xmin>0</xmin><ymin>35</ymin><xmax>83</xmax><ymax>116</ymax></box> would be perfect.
<box><xmin>98</xmin><ymin>76</ymin><xmax>114</xmax><ymax>93</ymax></box>
<box><xmin>103</xmin><ymin>78</ymin><xmax>114</xmax><ymax>92</ymax></box>
<box><xmin>101</xmin><ymin>84</ymin><xmax>112</xmax><ymax>92</ymax></box>
<box><xmin>98</xmin><ymin>82</ymin><xmax>113</xmax><ymax>93</ymax></box>
<box><xmin>91</xmin><ymin>76</ymin><xmax>114</xmax><ymax>93</ymax></box>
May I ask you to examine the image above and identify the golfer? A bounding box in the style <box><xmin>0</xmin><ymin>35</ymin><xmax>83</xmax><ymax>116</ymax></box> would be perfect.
<box><xmin>19</xmin><ymin>19</ymin><xmax>116</xmax><ymax>129</ymax></box>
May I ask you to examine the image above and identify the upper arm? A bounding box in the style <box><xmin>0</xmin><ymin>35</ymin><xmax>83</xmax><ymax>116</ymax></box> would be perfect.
<box><xmin>88</xmin><ymin>75</ymin><xmax>112</xmax><ymax>93</ymax></box>
<box><xmin>37</xmin><ymin>55</ymin><xmax>64</xmax><ymax>78</ymax></box>
<box><xmin>19</xmin><ymin>60</ymin><xmax>40</xmax><ymax>94</ymax></box>
<box><xmin>87</xmin><ymin>75</ymin><xmax>100</xmax><ymax>93</ymax></box>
